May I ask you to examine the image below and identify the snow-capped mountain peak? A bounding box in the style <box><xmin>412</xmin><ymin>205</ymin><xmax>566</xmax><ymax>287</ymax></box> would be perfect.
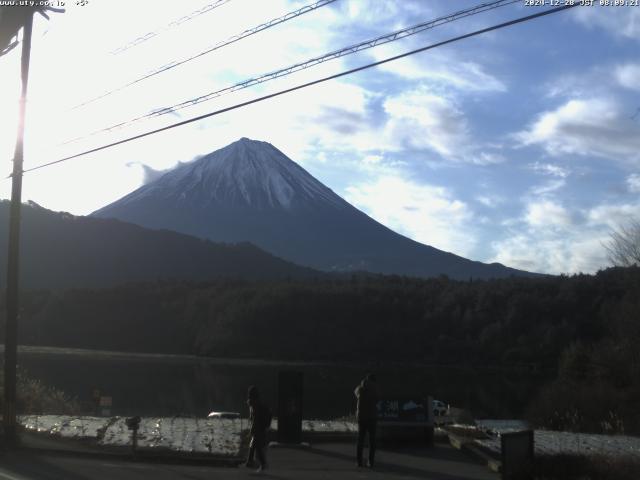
<box><xmin>93</xmin><ymin>138</ymin><xmax>533</xmax><ymax>280</ymax></box>
<box><xmin>136</xmin><ymin>138</ymin><xmax>345</xmax><ymax>211</ymax></box>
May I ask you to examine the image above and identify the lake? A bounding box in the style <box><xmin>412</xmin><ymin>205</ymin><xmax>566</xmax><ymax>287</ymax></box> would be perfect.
<box><xmin>16</xmin><ymin>347</ymin><xmax>550</xmax><ymax>420</ymax></box>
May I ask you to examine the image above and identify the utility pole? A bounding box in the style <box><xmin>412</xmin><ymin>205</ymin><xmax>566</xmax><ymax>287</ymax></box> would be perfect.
<box><xmin>3</xmin><ymin>8</ymin><xmax>33</xmax><ymax>445</ymax></box>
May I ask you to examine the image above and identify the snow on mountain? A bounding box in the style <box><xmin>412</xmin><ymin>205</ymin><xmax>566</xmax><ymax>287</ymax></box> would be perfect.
<box><xmin>119</xmin><ymin>138</ymin><xmax>346</xmax><ymax>211</ymax></box>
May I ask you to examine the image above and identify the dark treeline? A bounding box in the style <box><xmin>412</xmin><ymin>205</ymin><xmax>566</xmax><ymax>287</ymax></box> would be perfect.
<box><xmin>5</xmin><ymin>267</ymin><xmax>637</xmax><ymax>365</ymax></box>
<box><xmin>3</xmin><ymin>267</ymin><xmax>639</xmax><ymax>432</ymax></box>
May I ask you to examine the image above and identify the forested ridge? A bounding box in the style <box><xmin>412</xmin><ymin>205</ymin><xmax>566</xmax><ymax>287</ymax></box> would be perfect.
<box><xmin>0</xmin><ymin>201</ymin><xmax>318</xmax><ymax>289</ymax></box>
<box><xmin>5</xmin><ymin>266</ymin><xmax>635</xmax><ymax>365</ymax></box>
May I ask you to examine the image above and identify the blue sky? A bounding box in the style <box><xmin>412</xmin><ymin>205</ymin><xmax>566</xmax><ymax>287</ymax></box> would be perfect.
<box><xmin>0</xmin><ymin>0</ymin><xmax>639</xmax><ymax>274</ymax></box>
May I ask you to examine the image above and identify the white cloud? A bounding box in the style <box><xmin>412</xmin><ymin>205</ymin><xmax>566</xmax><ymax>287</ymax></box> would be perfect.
<box><xmin>383</xmin><ymin>90</ymin><xmax>469</xmax><ymax>158</ymax></box>
<box><xmin>525</xmin><ymin>162</ymin><xmax>569</xmax><ymax>202</ymax></box>
<box><xmin>344</xmin><ymin>175</ymin><xmax>476</xmax><ymax>257</ymax></box>
<box><xmin>516</xmin><ymin>98</ymin><xmax>640</xmax><ymax>165</ymax></box>
<box><xmin>525</xmin><ymin>200</ymin><xmax>573</xmax><ymax>228</ymax></box>
<box><xmin>476</xmin><ymin>195</ymin><xmax>504</xmax><ymax>208</ymax></box>
<box><xmin>371</xmin><ymin>45</ymin><xmax>506</xmax><ymax>93</ymax></box>
<box><xmin>490</xmin><ymin>200</ymin><xmax>640</xmax><ymax>274</ymax></box>
<box><xmin>615</xmin><ymin>63</ymin><xmax>640</xmax><ymax>91</ymax></box>
<box><xmin>573</xmin><ymin>8</ymin><xmax>640</xmax><ymax>40</ymax></box>
<box><xmin>627</xmin><ymin>174</ymin><xmax>640</xmax><ymax>193</ymax></box>
<box><xmin>341</xmin><ymin>0</ymin><xmax>422</xmax><ymax>26</ymax></box>
<box><xmin>380</xmin><ymin>87</ymin><xmax>506</xmax><ymax>165</ymax></box>
<box><xmin>490</xmin><ymin>234</ymin><xmax>608</xmax><ymax>275</ymax></box>
<box><xmin>587</xmin><ymin>202</ymin><xmax>640</xmax><ymax>228</ymax></box>
<box><xmin>544</xmin><ymin>62</ymin><xmax>640</xmax><ymax>100</ymax></box>
<box><xmin>530</xmin><ymin>179</ymin><xmax>566</xmax><ymax>197</ymax></box>
<box><xmin>475</xmin><ymin>152</ymin><xmax>506</xmax><ymax>165</ymax></box>
<box><xmin>362</xmin><ymin>154</ymin><xmax>383</xmax><ymax>166</ymax></box>
<box><xmin>529</xmin><ymin>162</ymin><xmax>570</xmax><ymax>178</ymax></box>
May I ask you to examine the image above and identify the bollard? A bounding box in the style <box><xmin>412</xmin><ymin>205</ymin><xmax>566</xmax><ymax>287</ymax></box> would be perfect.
<box><xmin>501</xmin><ymin>430</ymin><xmax>534</xmax><ymax>480</ymax></box>
<box><xmin>277</xmin><ymin>371</ymin><xmax>303</xmax><ymax>444</ymax></box>
<box><xmin>125</xmin><ymin>416</ymin><xmax>141</xmax><ymax>455</ymax></box>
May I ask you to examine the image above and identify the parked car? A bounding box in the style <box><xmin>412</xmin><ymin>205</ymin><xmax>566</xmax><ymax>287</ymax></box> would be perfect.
<box><xmin>432</xmin><ymin>399</ymin><xmax>450</xmax><ymax>417</ymax></box>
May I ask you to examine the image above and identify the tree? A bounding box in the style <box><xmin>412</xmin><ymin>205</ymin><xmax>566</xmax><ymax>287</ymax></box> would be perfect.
<box><xmin>605</xmin><ymin>218</ymin><xmax>640</xmax><ymax>267</ymax></box>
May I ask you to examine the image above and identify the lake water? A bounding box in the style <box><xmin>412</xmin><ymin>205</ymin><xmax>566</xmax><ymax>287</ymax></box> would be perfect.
<box><xmin>17</xmin><ymin>348</ymin><xmax>550</xmax><ymax>420</ymax></box>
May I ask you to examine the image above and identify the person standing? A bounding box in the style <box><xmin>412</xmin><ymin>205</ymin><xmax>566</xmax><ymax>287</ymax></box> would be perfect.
<box><xmin>245</xmin><ymin>385</ymin><xmax>272</xmax><ymax>472</ymax></box>
<box><xmin>354</xmin><ymin>373</ymin><xmax>378</xmax><ymax>468</ymax></box>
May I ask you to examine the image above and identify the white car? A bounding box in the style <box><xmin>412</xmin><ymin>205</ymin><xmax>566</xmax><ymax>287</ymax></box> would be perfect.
<box><xmin>207</xmin><ymin>411</ymin><xmax>240</xmax><ymax>419</ymax></box>
<box><xmin>432</xmin><ymin>399</ymin><xmax>450</xmax><ymax>417</ymax></box>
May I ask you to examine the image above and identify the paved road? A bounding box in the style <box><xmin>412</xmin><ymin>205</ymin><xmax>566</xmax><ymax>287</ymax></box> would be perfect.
<box><xmin>0</xmin><ymin>442</ymin><xmax>496</xmax><ymax>480</ymax></box>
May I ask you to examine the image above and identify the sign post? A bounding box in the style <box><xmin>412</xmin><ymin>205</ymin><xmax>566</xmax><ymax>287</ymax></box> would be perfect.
<box><xmin>376</xmin><ymin>396</ymin><xmax>434</xmax><ymax>444</ymax></box>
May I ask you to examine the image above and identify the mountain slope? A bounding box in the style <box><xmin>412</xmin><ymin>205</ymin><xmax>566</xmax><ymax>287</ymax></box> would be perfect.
<box><xmin>93</xmin><ymin>138</ymin><xmax>534</xmax><ymax>279</ymax></box>
<box><xmin>0</xmin><ymin>201</ymin><xmax>318</xmax><ymax>289</ymax></box>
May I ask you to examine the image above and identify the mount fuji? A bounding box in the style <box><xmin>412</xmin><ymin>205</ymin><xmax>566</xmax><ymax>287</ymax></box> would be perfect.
<box><xmin>93</xmin><ymin>138</ymin><xmax>532</xmax><ymax>279</ymax></box>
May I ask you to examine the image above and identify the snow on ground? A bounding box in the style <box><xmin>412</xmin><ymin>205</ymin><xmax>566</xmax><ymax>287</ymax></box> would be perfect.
<box><xmin>20</xmin><ymin>415</ymin><xmax>106</xmax><ymax>439</ymax></box>
<box><xmin>18</xmin><ymin>415</ymin><xmax>357</xmax><ymax>457</ymax></box>
<box><xmin>22</xmin><ymin>415</ymin><xmax>640</xmax><ymax>460</ymax></box>
<box><xmin>475</xmin><ymin>419</ymin><xmax>529</xmax><ymax>435</ymax></box>
<box><xmin>301</xmin><ymin>419</ymin><xmax>358</xmax><ymax>434</ymax></box>
<box><xmin>100</xmin><ymin>417</ymin><xmax>243</xmax><ymax>455</ymax></box>
<box><xmin>472</xmin><ymin>421</ymin><xmax>640</xmax><ymax>458</ymax></box>
<box><xmin>19</xmin><ymin>415</ymin><xmax>243</xmax><ymax>456</ymax></box>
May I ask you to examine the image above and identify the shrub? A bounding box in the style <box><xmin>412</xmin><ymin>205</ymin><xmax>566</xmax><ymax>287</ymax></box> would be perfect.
<box><xmin>526</xmin><ymin>380</ymin><xmax>626</xmax><ymax>434</ymax></box>
<box><xmin>0</xmin><ymin>366</ymin><xmax>80</xmax><ymax>415</ymax></box>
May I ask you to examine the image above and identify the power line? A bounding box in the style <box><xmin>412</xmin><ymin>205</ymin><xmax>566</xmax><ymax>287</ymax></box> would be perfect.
<box><xmin>72</xmin><ymin>0</ymin><xmax>338</xmax><ymax>110</ymax></box>
<box><xmin>109</xmin><ymin>0</ymin><xmax>232</xmax><ymax>55</ymax></box>
<box><xmin>22</xmin><ymin>4</ymin><xmax>578</xmax><ymax>176</ymax></box>
<box><xmin>61</xmin><ymin>0</ymin><xmax>520</xmax><ymax>146</ymax></box>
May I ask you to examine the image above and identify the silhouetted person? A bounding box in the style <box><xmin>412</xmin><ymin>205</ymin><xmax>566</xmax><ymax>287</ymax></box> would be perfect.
<box><xmin>245</xmin><ymin>385</ymin><xmax>271</xmax><ymax>472</ymax></box>
<box><xmin>355</xmin><ymin>373</ymin><xmax>378</xmax><ymax>468</ymax></box>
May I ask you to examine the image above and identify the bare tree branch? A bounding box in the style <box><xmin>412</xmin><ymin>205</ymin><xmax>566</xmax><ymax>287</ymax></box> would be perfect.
<box><xmin>605</xmin><ymin>219</ymin><xmax>640</xmax><ymax>267</ymax></box>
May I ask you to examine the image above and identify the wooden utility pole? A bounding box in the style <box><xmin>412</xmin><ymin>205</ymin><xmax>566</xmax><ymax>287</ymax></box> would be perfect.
<box><xmin>3</xmin><ymin>8</ymin><xmax>33</xmax><ymax>445</ymax></box>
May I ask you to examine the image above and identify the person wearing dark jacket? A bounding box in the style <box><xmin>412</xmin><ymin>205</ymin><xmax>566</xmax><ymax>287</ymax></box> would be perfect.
<box><xmin>245</xmin><ymin>385</ymin><xmax>271</xmax><ymax>472</ymax></box>
<box><xmin>354</xmin><ymin>373</ymin><xmax>378</xmax><ymax>468</ymax></box>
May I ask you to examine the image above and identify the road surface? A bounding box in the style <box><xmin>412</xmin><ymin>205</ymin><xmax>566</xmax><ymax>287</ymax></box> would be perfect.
<box><xmin>0</xmin><ymin>442</ymin><xmax>496</xmax><ymax>480</ymax></box>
